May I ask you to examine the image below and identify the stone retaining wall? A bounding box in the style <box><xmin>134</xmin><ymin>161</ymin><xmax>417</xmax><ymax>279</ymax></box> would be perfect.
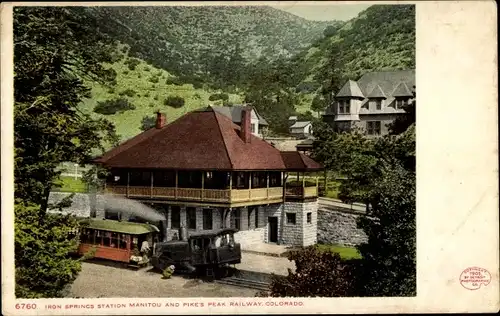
<box><xmin>317</xmin><ymin>207</ymin><xmax>368</xmax><ymax>247</ymax></box>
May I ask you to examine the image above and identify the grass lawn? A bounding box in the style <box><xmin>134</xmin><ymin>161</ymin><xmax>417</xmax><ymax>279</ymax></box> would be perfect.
<box><xmin>53</xmin><ymin>176</ymin><xmax>87</xmax><ymax>193</ymax></box>
<box><xmin>315</xmin><ymin>243</ymin><xmax>362</xmax><ymax>260</ymax></box>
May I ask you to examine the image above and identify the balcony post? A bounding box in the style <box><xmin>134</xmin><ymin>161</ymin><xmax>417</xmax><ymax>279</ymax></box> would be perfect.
<box><xmin>150</xmin><ymin>171</ymin><xmax>154</xmax><ymax>198</ymax></box>
<box><xmin>302</xmin><ymin>172</ymin><xmax>306</xmax><ymax>198</ymax></box>
<box><xmin>229</xmin><ymin>172</ymin><xmax>232</xmax><ymax>203</ymax></box>
<box><xmin>126</xmin><ymin>171</ymin><xmax>130</xmax><ymax>198</ymax></box>
<box><xmin>248</xmin><ymin>172</ymin><xmax>252</xmax><ymax>200</ymax></box>
<box><xmin>201</xmin><ymin>171</ymin><xmax>205</xmax><ymax>201</ymax></box>
<box><xmin>175</xmin><ymin>170</ymin><xmax>178</xmax><ymax>199</ymax></box>
<box><xmin>266</xmin><ymin>172</ymin><xmax>269</xmax><ymax>198</ymax></box>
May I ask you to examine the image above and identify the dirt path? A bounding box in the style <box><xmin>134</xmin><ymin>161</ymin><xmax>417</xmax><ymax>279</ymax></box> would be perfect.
<box><xmin>70</xmin><ymin>262</ymin><xmax>257</xmax><ymax>298</ymax></box>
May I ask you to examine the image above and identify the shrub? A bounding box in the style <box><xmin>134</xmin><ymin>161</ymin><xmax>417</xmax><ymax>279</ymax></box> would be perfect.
<box><xmin>153</xmin><ymin>95</ymin><xmax>159</xmax><ymax>101</ymax></box>
<box><xmin>107</xmin><ymin>87</ymin><xmax>115</xmax><ymax>94</ymax></box>
<box><xmin>123</xmin><ymin>70</ymin><xmax>129</xmax><ymax>75</ymax></box>
<box><xmin>149</xmin><ymin>76</ymin><xmax>159</xmax><ymax>83</ymax></box>
<box><xmin>166</xmin><ymin>77</ymin><xmax>183</xmax><ymax>86</ymax></box>
<box><xmin>118</xmin><ymin>89</ymin><xmax>136</xmax><ymax>97</ymax></box>
<box><xmin>144</xmin><ymin>92</ymin><xmax>150</xmax><ymax>98</ymax></box>
<box><xmin>258</xmin><ymin>246</ymin><xmax>355</xmax><ymax>297</ymax></box>
<box><xmin>124</xmin><ymin>58</ymin><xmax>140</xmax><ymax>71</ymax></box>
<box><xmin>144</xmin><ymin>66</ymin><xmax>150</xmax><ymax>72</ymax></box>
<box><xmin>208</xmin><ymin>93</ymin><xmax>229</xmax><ymax>102</ymax></box>
<box><xmin>140</xmin><ymin>115</ymin><xmax>156</xmax><ymax>131</ymax></box>
<box><xmin>93</xmin><ymin>98</ymin><xmax>136</xmax><ymax>115</ymax></box>
<box><xmin>164</xmin><ymin>96</ymin><xmax>185</xmax><ymax>108</ymax></box>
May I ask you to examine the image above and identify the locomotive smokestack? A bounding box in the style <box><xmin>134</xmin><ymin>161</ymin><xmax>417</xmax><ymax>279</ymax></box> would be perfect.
<box><xmin>160</xmin><ymin>219</ymin><xmax>168</xmax><ymax>242</ymax></box>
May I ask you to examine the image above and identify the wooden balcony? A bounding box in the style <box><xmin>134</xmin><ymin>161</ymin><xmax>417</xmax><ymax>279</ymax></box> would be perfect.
<box><xmin>105</xmin><ymin>185</ymin><xmax>284</xmax><ymax>206</ymax></box>
<box><xmin>284</xmin><ymin>186</ymin><xmax>318</xmax><ymax>200</ymax></box>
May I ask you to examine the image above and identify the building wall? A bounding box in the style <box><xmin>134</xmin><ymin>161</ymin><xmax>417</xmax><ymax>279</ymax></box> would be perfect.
<box><xmin>355</xmin><ymin>113</ymin><xmax>402</xmax><ymax>136</ymax></box>
<box><xmin>48</xmin><ymin>193</ymin><xmax>319</xmax><ymax>248</ymax></box>
<box><xmin>281</xmin><ymin>201</ymin><xmax>318</xmax><ymax>246</ymax></box>
<box><xmin>250</xmin><ymin>110</ymin><xmax>259</xmax><ymax>136</ymax></box>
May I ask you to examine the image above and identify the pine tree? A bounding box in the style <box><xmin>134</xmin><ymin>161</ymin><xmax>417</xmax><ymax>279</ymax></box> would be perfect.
<box><xmin>14</xmin><ymin>7</ymin><xmax>119</xmax><ymax>297</ymax></box>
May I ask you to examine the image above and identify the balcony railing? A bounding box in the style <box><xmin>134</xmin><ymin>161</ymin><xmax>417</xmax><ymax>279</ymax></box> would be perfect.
<box><xmin>105</xmin><ymin>185</ymin><xmax>285</xmax><ymax>204</ymax></box>
<box><xmin>284</xmin><ymin>186</ymin><xmax>318</xmax><ymax>199</ymax></box>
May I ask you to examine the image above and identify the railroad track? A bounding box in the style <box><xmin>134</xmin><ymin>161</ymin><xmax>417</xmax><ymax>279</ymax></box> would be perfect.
<box><xmin>215</xmin><ymin>277</ymin><xmax>270</xmax><ymax>291</ymax></box>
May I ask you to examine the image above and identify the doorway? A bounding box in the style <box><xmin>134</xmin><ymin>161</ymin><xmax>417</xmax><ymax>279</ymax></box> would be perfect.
<box><xmin>268</xmin><ymin>217</ymin><xmax>278</xmax><ymax>243</ymax></box>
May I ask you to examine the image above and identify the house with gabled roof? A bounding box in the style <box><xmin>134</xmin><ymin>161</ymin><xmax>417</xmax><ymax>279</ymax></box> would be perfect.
<box><xmin>211</xmin><ymin>105</ymin><xmax>269</xmax><ymax>138</ymax></box>
<box><xmin>323</xmin><ymin>69</ymin><xmax>415</xmax><ymax>136</ymax></box>
<box><xmin>94</xmin><ymin>106</ymin><xmax>323</xmax><ymax>247</ymax></box>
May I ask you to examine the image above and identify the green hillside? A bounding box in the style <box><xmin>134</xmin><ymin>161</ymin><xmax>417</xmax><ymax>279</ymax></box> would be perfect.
<box><xmin>80</xmin><ymin>48</ymin><xmax>244</xmax><ymax>142</ymax></box>
<box><xmin>85</xmin><ymin>6</ymin><xmax>340</xmax><ymax>88</ymax></box>
<box><xmin>76</xmin><ymin>4</ymin><xmax>415</xmax><ymax>140</ymax></box>
<box><xmin>292</xmin><ymin>5</ymin><xmax>415</xmax><ymax>94</ymax></box>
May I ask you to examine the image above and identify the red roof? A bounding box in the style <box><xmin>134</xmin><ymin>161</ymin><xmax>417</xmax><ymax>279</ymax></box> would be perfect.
<box><xmin>96</xmin><ymin>107</ymin><xmax>300</xmax><ymax>171</ymax></box>
<box><xmin>280</xmin><ymin>151</ymin><xmax>323</xmax><ymax>171</ymax></box>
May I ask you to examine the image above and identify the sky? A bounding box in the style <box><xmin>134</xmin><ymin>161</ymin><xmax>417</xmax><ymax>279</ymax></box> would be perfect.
<box><xmin>271</xmin><ymin>3</ymin><xmax>372</xmax><ymax>21</ymax></box>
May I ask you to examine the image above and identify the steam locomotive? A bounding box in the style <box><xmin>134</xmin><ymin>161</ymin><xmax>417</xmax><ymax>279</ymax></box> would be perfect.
<box><xmin>151</xmin><ymin>222</ymin><xmax>242</xmax><ymax>276</ymax></box>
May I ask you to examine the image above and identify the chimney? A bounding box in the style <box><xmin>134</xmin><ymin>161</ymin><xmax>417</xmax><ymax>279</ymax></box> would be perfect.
<box><xmin>240</xmin><ymin>107</ymin><xmax>252</xmax><ymax>143</ymax></box>
<box><xmin>156</xmin><ymin>111</ymin><xmax>166</xmax><ymax>129</ymax></box>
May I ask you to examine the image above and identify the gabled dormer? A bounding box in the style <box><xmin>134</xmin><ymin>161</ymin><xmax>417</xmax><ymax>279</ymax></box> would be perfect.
<box><xmin>391</xmin><ymin>82</ymin><xmax>413</xmax><ymax>109</ymax></box>
<box><xmin>364</xmin><ymin>85</ymin><xmax>387</xmax><ymax>111</ymax></box>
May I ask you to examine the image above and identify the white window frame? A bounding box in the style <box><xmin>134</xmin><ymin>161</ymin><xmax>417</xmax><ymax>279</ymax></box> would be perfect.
<box><xmin>338</xmin><ymin>100</ymin><xmax>350</xmax><ymax>114</ymax></box>
<box><xmin>366</xmin><ymin>121</ymin><xmax>381</xmax><ymax>135</ymax></box>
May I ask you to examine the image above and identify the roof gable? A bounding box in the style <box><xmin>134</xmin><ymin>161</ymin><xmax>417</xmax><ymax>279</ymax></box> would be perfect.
<box><xmin>281</xmin><ymin>151</ymin><xmax>323</xmax><ymax>171</ymax></box>
<box><xmin>290</xmin><ymin>121</ymin><xmax>311</xmax><ymax>129</ymax></box>
<box><xmin>366</xmin><ymin>85</ymin><xmax>387</xmax><ymax>98</ymax></box>
<box><xmin>391</xmin><ymin>82</ymin><xmax>413</xmax><ymax>97</ymax></box>
<box><xmin>336</xmin><ymin>80</ymin><xmax>364</xmax><ymax>98</ymax></box>
<box><xmin>212</xmin><ymin>105</ymin><xmax>268</xmax><ymax>126</ymax></box>
<box><xmin>356</xmin><ymin>69</ymin><xmax>415</xmax><ymax>99</ymax></box>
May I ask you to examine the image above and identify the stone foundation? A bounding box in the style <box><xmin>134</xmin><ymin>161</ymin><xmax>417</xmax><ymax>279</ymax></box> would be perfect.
<box><xmin>317</xmin><ymin>208</ymin><xmax>368</xmax><ymax>247</ymax></box>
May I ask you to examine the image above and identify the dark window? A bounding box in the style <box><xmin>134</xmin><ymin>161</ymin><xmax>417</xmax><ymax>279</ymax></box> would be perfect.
<box><xmin>107</xmin><ymin>169</ymin><xmax>128</xmax><ymax>185</ymax></box>
<box><xmin>251</xmin><ymin>172</ymin><xmax>267</xmax><ymax>188</ymax></box>
<box><xmin>232</xmin><ymin>209</ymin><xmax>241</xmax><ymax>230</ymax></box>
<box><xmin>204</xmin><ymin>171</ymin><xmax>229</xmax><ymax>189</ymax></box>
<box><xmin>203</xmin><ymin>209</ymin><xmax>213</xmax><ymax>230</ymax></box>
<box><xmin>251</xmin><ymin>124</ymin><xmax>256</xmax><ymax>133</ymax></box>
<box><xmin>307</xmin><ymin>212</ymin><xmax>312</xmax><ymax>223</ymax></box>
<box><xmin>119</xmin><ymin>234</ymin><xmax>128</xmax><ymax>249</ymax></box>
<box><xmin>153</xmin><ymin>170</ymin><xmax>175</xmax><ymax>187</ymax></box>
<box><xmin>171</xmin><ymin>206</ymin><xmax>181</xmax><ymax>229</ymax></box>
<box><xmin>95</xmin><ymin>230</ymin><xmax>103</xmax><ymax>245</ymax></box>
<box><xmin>232</xmin><ymin>172</ymin><xmax>249</xmax><ymax>189</ymax></box>
<box><xmin>286</xmin><ymin>213</ymin><xmax>296</xmax><ymax>225</ymax></box>
<box><xmin>269</xmin><ymin>172</ymin><xmax>282</xmax><ymax>187</ymax></box>
<box><xmin>376</xmin><ymin>99</ymin><xmax>382</xmax><ymax>110</ymax></box>
<box><xmin>367</xmin><ymin>121</ymin><xmax>381</xmax><ymax>135</ymax></box>
<box><xmin>178</xmin><ymin>171</ymin><xmax>202</xmax><ymax>188</ymax></box>
<box><xmin>129</xmin><ymin>170</ymin><xmax>151</xmax><ymax>186</ymax></box>
<box><xmin>345</xmin><ymin>102</ymin><xmax>350</xmax><ymax>113</ymax></box>
<box><xmin>187</xmin><ymin>207</ymin><xmax>197</xmax><ymax>230</ymax></box>
<box><xmin>395</xmin><ymin>98</ymin><xmax>408</xmax><ymax>109</ymax></box>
